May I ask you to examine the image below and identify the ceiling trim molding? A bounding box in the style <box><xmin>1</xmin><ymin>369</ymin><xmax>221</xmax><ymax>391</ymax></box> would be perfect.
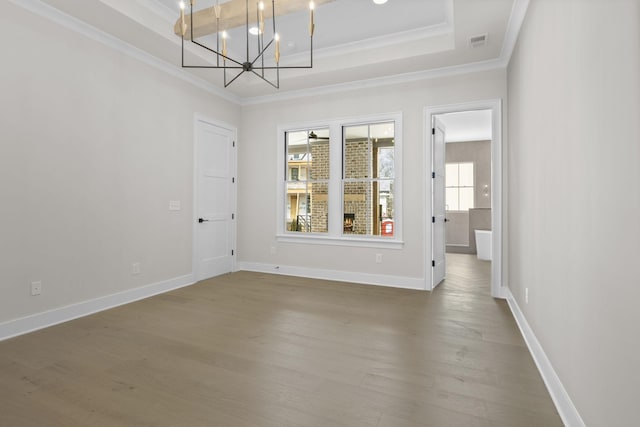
<box><xmin>242</xmin><ymin>0</ymin><xmax>529</xmax><ymax>105</ymax></box>
<box><xmin>282</xmin><ymin>22</ymin><xmax>453</xmax><ymax>64</ymax></box>
<box><xmin>241</xmin><ymin>58</ymin><xmax>505</xmax><ymax>106</ymax></box>
<box><xmin>12</xmin><ymin>0</ymin><xmax>529</xmax><ymax>106</ymax></box>
<box><xmin>136</xmin><ymin>0</ymin><xmax>177</xmax><ymax>23</ymax></box>
<box><xmin>10</xmin><ymin>0</ymin><xmax>241</xmax><ymax>105</ymax></box>
<box><xmin>500</xmin><ymin>0</ymin><xmax>530</xmax><ymax>65</ymax></box>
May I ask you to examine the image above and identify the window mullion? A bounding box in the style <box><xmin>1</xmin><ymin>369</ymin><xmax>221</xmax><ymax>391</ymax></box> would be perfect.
<box><xmin>328</xmin><ymin>122</ymin><xmax>342</xmax><ymax>237</ymax></box>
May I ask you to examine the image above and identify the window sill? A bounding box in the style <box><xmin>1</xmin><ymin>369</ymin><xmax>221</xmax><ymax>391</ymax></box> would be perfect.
<box><xmin>276</xmin><ymin>234</ymin><xmax>404</xmax><ymax>249</ymax></box>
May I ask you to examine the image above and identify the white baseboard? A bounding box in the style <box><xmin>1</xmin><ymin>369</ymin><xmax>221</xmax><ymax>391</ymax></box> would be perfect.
<box><xmin>0</xmin><ymin>274</ymin><xmax>196</xmax><ymax>342</ymax></box>
<box><xmin>237</xmin><ymin>262</ymin><xmax>426</xmax><ymax>290</ymax></box>
<box><xmin>505</xmin><ymin>287</ymin><xmax>585</xmax><ymax>427</ymax></box>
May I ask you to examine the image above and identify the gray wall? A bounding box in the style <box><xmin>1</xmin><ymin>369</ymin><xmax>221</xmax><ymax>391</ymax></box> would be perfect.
<box><xmin>0</xmin><ymin>2</ymin><xmax>241</xmax><ymax>324</ymax></box>
<box><xmin>507</xmin><ymin>0</ymin><xmax>640</xmax><ymax>425</ymax></box>
<box><xmin>445</xmin><ymin>140</ymin><xmax>491</xmax><ymax>251</ymax></box>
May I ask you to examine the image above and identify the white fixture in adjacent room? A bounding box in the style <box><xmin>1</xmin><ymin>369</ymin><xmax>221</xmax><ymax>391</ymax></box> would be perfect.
<box><xmin>475</xmin><ymin>230</ymin><xmax>492</xmax><ymax>261</ymax></box>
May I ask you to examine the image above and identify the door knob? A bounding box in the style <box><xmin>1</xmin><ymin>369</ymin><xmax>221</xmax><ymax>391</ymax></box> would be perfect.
<box><xmin>198</xmin><ymin>218</ymin><xmax>209</xmax><ymax>223</ymax></box>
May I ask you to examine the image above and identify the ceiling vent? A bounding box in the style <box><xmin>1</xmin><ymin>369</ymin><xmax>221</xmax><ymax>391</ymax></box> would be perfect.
<box><xmin>469</xmin><ymin>33</ymin><xmax>488</xmax><ymax>48</ymax></box>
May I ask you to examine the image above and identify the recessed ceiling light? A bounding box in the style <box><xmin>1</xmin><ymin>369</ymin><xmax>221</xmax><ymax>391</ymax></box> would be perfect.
<box><xmin>373</xmin><ymin>0</ymin><xmax>388</xmax><ymax>4</ymax></box>
<box><xmin>249</xmin><ymin>26</ymin><xmax>260</xmax><ymax>36</ymax></box>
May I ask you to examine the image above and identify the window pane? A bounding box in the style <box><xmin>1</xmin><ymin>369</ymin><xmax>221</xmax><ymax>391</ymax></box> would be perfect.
<box><xmin>343</xmin><ymin>181</ymin><xmax>372</xmax><ymax>235</ymax></box>
<box><xmin>377</xmin><ymin>147</ymin><xmax>394</xmax><ymax>178</ymax></box>
<box><xmin>459</xmin><ymin>187</ymin><xmax>475</xmax><ymax>211</ymax></box>
<box><xmin>459</xmin><ymin>162</ymin><xmax>474</xmax><ymax>187</ymax></box>
<box><xmin>379</xmin><ymin>180</ymin><xmax>395</xmax><ymax>237</ymax></box>
<box><xmin>446</xmin><ymin>188</ymin><xmax>459</xmax><ymax>211</ymax></box>
<box><xmin>310</xmin><ymin>182</ymin><xmax>329</xmax><ymax>233</ymax></box>
<box><xmin>286</xmin><ymin>129</ymin><xmax>329</xmax><ymax>234</ymax></box>
<box><xmin>446</xmin><ymin>163</ymin><xmax>458</xmax><ymax>187</ymax></box>
<box><xmin>287</xmin><ymin>131</ymin><xmax>308</xmax><ymax>160</ymax></box>
<box><xmin>309</xmin><ymin>139</ymin><xmax>329</xmax><ymax>180</ymax></box>
<box><xmin>372</xmin><ymin>122</ymin><xmax>395</xmax><ymax>178</ymax></box>
<box><xmin>344</xmin><ymin>125</ymin><xmax>370</xmax><ymax>179</ymax></box>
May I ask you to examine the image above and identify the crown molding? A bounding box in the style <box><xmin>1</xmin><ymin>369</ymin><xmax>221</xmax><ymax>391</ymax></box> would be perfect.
<box><xmin>12</xmin><ymin>0</ymin><xmax>529</xmax><ymax>107</ymax></box>
<box><xmin>135</xmin><ymin>0</ymin><xmax>176</xmax><ymax>23</ymax></box>
<box><xmin>241</xmin><ymin>58</ymin><xmax>505</xmax><ymax>106</ymax></box>
<box><xmin>9</xmin><ymin>0</ymin><xmax>241</xmax><ymax>105</ymax></box>
<box><xmin>283</xmin><ymin>22</ymin><xmax>453</xmax><ymax>65</ymax></box>
<box><xmin>500</xmin><ymin>0</ymin><xmax>530</xmax><ymax>63</ymax></box>
<box><xmin>240</xmin><ymin>0</ymin><xmax>528</xmax><ymax>105</ymax></box>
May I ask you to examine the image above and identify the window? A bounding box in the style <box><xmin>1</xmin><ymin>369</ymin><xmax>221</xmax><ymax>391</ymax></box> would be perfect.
<box><xmin>343</xmin><ymin>122</ymin><xmax>395</xmax><ymax>237</ymax></box>
<box><xmin>278</xmin><ymin>113</ymin><xmax>402</xmax><ymax>246</ymax></box>
<box><xmin>446</xmin><ymin>162</ymin><xmax>474</xmax><ymax>211</ymax></box>
<box><xmin>285</xmin><ymin>128</ymin><xmax>330</xmax><ymax>233</ymax></box>
<box><xmin>290</xmin><ymin>167</ymin><xmax>299</xmax><ymax>181</ymax></box>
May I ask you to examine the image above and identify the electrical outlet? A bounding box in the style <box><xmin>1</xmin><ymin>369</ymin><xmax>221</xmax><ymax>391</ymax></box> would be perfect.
<box><xmin>132</xmin><ymin>262</ymin><xmax>141</xmax><ymax>275</ymax></box>
<box><xmin>375</xmin><ymin>254</ymin><xmax>383</xmax><ymax>264</ymax></box>
<box><xmin>525</xmin><ymin>288</ymin><xmax>529</xmax><ymax>304</ymax></box>
<box><xmin>270</xmin><ymin>246</ymin><xmax>277</xmax><ymax>255</ymax></box>
<box><xmin>31</xmin><ymin>281</ymin><xmax>42</xmax><ymax>296</ymax></box>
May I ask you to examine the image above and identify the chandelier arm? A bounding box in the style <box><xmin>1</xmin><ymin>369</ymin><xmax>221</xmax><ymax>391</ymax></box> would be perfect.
<box><xmin>245</xmin><ymin>0</ymin><xmax>250</xmax><ymax>63</ymax></box>
<box><xmin>250</xmin><ymin>69</ymin><xmax>279</xmax><ymax>89</ymax></box>
<box><xmin>253</xmin><ymin>65</ymin><xmax>313</xmax><ymax>70</ymax></box>
<box><xmin>216</xmin><ymin>16</ymin><xmax>220</xmax><ymax>67</ymax></box>
<box><xmin>250</xmin><ymin>39</ymin><xmax>275</xmax><ymax>67</ymax></box>
<box><xmin>190</xmin><ymin>40</ymin><xmax>245</xmax><ymax>67</ymax></box>
<box><xmin>182</xmin><ymin>65</ymin><xmax>244</xmax><ymax>69</ymax></box>
<box><xmin>224</xmin><ymin>69</ymin><xmax>247</xmax><ymax>87</ymax></box>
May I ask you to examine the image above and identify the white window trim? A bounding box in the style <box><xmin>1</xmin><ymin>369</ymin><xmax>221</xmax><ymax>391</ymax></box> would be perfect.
<box><xmin>276</xmin><ymin>112</ymin><xmax>403</xmax><ymax>248</ymax></box>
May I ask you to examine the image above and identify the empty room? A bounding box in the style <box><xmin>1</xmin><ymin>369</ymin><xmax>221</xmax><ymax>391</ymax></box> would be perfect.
<box><xmin>1</xmin><ymin>0</ymin><xmax>638</xmax><ymax>426</ymax></box>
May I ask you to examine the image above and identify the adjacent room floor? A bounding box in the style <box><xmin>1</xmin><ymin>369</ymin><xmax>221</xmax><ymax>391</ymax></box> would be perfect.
<box><xmin>0</xmin><ymin>259</ymin><xmax>562</xmax><ymax>426</ymax></box>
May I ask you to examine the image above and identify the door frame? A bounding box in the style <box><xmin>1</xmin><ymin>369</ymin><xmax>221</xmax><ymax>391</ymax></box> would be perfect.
<box><xmin>192</xmin><ymin>114</ymin><xmax>238</xmax><ymax>281</ymax></box>
<box><xmin>423</xmin><ymin>100</ymin><xmax>504</xmax><ymax>298</ymax></box>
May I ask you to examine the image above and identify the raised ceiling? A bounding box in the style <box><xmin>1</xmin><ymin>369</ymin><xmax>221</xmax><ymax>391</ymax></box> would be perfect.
<box><xmin>28</xmin><ymin>0</ymin><xmax>520</xmax><ymax>102</ymax></box>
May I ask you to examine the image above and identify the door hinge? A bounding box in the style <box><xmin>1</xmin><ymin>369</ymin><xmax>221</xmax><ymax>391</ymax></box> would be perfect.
<box><xmin>231</xmin><ymin>249</ymin><xmax>235</xmax><ymax>256</ymax></box>
<box><xmin>432</xmin><ymin>216</ymin><xmax>435</xmax><ymax>223</ymax></box>
<box><xmin>432</xmin><ymin>171</ymin><xmax>435</xmax><ymax>179</ymax></box>
<box><xmin>432</xmin><ymin>260</ymin><xmax>435</xmax><ymax>267</ymax></box>
<box><xmin>233</xmin><ymin>140</ymin><xmax>235</xmax><ymax>147</ymax></box>
<box><xmin>432</xmin><ymin>128</ymin><xmax>435</xmax><ymax>135</ymax></box>
<box><xmin>231</xmin><ymin>213</ymin><xmax>235</xmax><ymax>220</ymax></box>
<box><xmin>232</xmin><ymin>177</ymin><xmax>235</xmax><ymax>183</ymax></box>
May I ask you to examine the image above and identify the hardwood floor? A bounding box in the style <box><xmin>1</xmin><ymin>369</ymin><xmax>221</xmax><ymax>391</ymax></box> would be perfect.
<box><xmin>0</xmin><ymin>258</ymin><xmax>562</xmax><ymax>426</ymax></box>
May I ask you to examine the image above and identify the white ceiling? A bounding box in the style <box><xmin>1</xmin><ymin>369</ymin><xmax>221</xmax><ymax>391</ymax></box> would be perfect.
<box><xmin>438</xmin><ymin>110</ymin><xmax>493</xmax><ymax>143</ymax></box>
<box><xmin>31</xmin><ymin>0</ymin><xmax>520</xmax><ymax>102</ymax></box>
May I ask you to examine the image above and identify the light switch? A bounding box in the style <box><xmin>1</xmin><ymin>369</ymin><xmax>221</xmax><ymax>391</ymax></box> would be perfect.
<box><xmin>169</xmin><ymin>200</ymin><xmax>181</xmax><ymax>211</ymax></box>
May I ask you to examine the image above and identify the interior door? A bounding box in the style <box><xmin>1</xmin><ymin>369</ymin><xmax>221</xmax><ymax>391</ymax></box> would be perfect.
<box><xmin>432</xmin><ymin>117</ymin><xmax>446</xmax><ymax>288</ymax></box>
<box><xmin>195</xmin><ymin>119</ymin><xmax>235</xmax><ymax>281</ymax></box>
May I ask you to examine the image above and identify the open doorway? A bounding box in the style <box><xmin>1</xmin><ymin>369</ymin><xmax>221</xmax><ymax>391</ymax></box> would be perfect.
<box><xmin>425</xmin><ymin>100</ymin><xmax>503</xmax><ymax>298</ymax></box>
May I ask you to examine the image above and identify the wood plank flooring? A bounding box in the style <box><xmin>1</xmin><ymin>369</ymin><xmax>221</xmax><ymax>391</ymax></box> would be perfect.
<box><xmin>0</xmin><ymin>255</ymin><xmax>563</xmax><ymax>426</ymax></box>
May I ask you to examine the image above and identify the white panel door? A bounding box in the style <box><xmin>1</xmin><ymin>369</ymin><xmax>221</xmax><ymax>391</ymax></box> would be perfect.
<box><xmin>432</xmin><ymin>118</ymin><xmax>446</xmax><ymax>288</ymax></box>
<box><xmin>195</xmin><ymin>120</ymin><xmax>235</xmax><ymax>281</ymax></box>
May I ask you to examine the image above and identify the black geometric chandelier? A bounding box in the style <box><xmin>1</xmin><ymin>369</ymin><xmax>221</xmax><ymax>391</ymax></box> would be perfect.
<box><xmin>177</xmin><ymin>0</ymin><xmax>316</xmax><ymax>88</ymax></box>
